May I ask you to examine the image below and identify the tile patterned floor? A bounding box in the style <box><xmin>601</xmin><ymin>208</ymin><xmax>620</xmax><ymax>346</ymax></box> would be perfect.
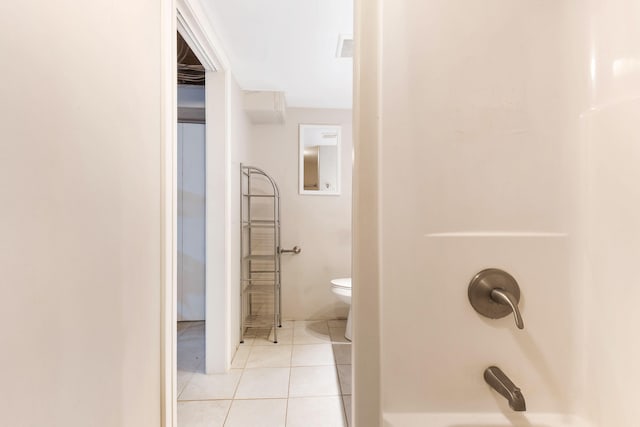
<box><xmin>177</xmin><ymin>320</ymin><xmax>352</xmax><ymax>427</ymax></box>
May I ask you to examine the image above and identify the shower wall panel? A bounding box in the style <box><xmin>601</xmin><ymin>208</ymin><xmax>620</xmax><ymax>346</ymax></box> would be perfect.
<box><xmin>377</xmin><ymin>0</ymin><xmax>585</xmax><ymax>414</ymax></box>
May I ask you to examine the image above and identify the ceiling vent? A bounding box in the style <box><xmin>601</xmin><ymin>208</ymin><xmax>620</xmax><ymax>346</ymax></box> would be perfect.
<box><xmin>336</xmin><ymin>34</ymin><xmax>354</xmax><ymax>58</ymax></box>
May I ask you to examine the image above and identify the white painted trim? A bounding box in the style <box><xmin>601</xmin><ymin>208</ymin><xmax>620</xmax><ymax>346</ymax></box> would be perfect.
<box><xmin>160</xmin><ymin>1</ymin><xmax>177</xmax><ymax>426</ymax></box>
<box><xmin>222</xmin><ymin>71</ymin><xmax>234</xmax><ymax>371</ymax></box>
<box><xmin>352</xmin><ymin>0</ymin><xmax>382</xmax><ymax>425</ymax></box>
<box><xmin>162</xmin><ymin>0</ymin><xmax>234</xmax><ymax>423</ymax></box>
<box><xmin>176</xmin><ymin>0</ymin><xmax>230</xmax><ymax>71</ymax></box>
<box><xmin>204</xmin><ymin>69</ymin><xmax>232</xmax><ymax>373</ymax></box>
<box><xmin>175</xmin><ymin>0</ymin><xmax>234</xmax><ymax>375</ymax></box>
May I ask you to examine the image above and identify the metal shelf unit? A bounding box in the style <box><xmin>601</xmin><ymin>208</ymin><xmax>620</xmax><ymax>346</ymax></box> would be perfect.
<box><xmin>240</xmin><ymin>164</ymin><xmax>281</xmax><ymax>343</ymax></box>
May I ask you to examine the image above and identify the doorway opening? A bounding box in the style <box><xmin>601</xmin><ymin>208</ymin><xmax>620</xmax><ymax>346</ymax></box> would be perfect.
<box><xmin>176</xmin><ymin>29</ymin><xmax>206</xmax><ymax>390</ymax></box>
<box><xmin>165</xmin><ymin>1</ymin><xmax>354</xmax><ymax>426</ymax></box>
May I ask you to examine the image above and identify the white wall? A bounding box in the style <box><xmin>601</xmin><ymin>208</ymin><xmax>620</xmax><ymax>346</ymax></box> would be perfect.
<box><xmin>229</xmin><ymin>77</ymin><xmax>252</xmax><ymax>356</ymax></box>
<box><xmin>0</xmin><ymin>0</ymin><xmax>163</xmax><ymax>425</ymax></box>
<box><xmin>248</xmin><ymin>108</ymin><xmax>352</xmax><ymax>320</ymax></box>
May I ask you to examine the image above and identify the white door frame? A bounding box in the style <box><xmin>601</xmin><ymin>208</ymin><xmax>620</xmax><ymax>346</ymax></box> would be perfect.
<box><xmin>161</xmin><ymin>0</ymin><xmax>233</xmax><ymax>425</ymax></box>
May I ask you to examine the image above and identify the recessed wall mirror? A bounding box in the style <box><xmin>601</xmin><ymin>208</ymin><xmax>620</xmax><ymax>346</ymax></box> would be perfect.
<box><xmin>299</xmin><ymin>124</ymin><xmax>342</xmax><ymax>195</ymax></box>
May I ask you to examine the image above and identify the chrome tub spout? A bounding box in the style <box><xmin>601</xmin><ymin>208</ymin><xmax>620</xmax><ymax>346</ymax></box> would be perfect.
<box><xmin>484</xmin><ymin>366</ymin><xmax>526</xmax><ymax>411</ymax></box>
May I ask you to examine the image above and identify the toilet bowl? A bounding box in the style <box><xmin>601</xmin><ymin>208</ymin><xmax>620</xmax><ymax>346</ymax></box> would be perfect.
<box><xmin>330</xmin><ymin>278</ymin><xmax>352</xmax><ymax>341</ymax></box>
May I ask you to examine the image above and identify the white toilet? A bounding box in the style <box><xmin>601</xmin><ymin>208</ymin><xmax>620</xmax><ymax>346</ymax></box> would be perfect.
<box><xmin>330</xmin><ymin>278</ymin><xmax>352</xmax><ymax>341</ymax></box>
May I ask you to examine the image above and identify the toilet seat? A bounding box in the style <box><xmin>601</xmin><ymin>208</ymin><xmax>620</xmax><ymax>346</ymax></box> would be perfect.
<box><xmin>330</xmin><ymin>278</ymin><xmax>351</xmax><ymax>289</ymax></box>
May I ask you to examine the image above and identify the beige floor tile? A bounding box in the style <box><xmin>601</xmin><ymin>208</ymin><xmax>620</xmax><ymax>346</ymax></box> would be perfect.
<box><xmin>253</xmin><ymin>328</ymin><xmax>293</xmax><ymax>346</ymax></box>
<box><xmin>293</xmin><ymin>320</ymin><xmax>329</xmax><ymax>331</ymax></box>
<box><xmin>239</xmin><ymin>336</ymin><xmax>255</xmax><ymax>345</ymax></box>
<box><xmin>270</xmin><ymin>327</ymin><xmax>294</xmax><ymax>344</ymax></box>
<box><xmin>242</xmin><ymin>327</ymin><xmax>278</xmax><ymax>345</ymax></box>
<box><xmin>279</xmin><ymin>320</ymin><xmax>295</xmax><ymax>328</ymax></box>
<box><xmin>177</xmin><ymin>400</ymin><xmax>230</xmax><ymax>427</ymax></box>
<box><xmin>225</xmin><ymin>399</ymin><xmax>287</xmax><ymax>427</ymax></box>
<box><xmin>332</xmin><ymin>344</ymin><xmax>352</xmax><ymax>365</ymax></box>
<box><xmin>342</xmin><ymin>395</ymin><xmax>352</xmax><ymax>426</ymax></box>
<box><xmin>243</xmin><ymin>328</ymin><xmax>271</xmax><ymax>339</ymax></box>
<box><xmin>179</xmin><ymin>370</ymin><xmax>242</xmax><ymax>401</ymax></box>
<box><xmin>235</xmin><ymin>367</ymin><xmax>290</xmax><ymax>399</ymax></box>
<box><xmin>246</xmin><ymin>345</ymin><xmax>293</xmax><ymax>368</ymax></box>
<box><xmin>177</xmin><ymin>368</ymin><xmax>198</xmax><ymax>397</ymax></box>
<box><xmin>337</xmin><ymin>364</ymin><xmax>352</xmax><ymax>395</ymax></box>
<box><xmin>231</xmin><ymin>345</ymin><xmax>251</xmax><ymax>369</ymax></box>
<box><xmin>289</xmin><ymin>366</ymin><xmax>340</xmax><ymax>397</ymax></box>
<box><xmin>176</xmin><ymin>319</ymin><xmax>353</xmax><ymax>426</ymax></box>
<box><xmin>329</xmin><ymin>326</ymin><xmax>350</xmax><ymax>343</ymax></box>
<box><xmin>293</xmin><ymin>327</ymin><xmax>332</xmax><ymax>345</ymax></box>
<box><xmin>291</xmin><ymin>344</ymin><xmax>335</xmax><ymax>367</ymax></box>
<box><xmin>286</xmin><ymin>397</ymin><xmax>346</xmax><ymax>427</ymax></box>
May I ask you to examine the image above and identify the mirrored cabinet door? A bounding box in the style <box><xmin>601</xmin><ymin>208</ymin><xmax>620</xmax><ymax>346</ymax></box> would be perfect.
<box><xmin>299</xmin><ymin>124</ymin><xmax>342</xmax><ymax>195</ymax></box>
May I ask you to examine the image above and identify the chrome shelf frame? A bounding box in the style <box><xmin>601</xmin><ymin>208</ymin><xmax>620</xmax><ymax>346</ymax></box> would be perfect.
<box><xmin>240</xmin><ymin>164</ymin><xmax>282</xmax><ymax>344</ymax></box>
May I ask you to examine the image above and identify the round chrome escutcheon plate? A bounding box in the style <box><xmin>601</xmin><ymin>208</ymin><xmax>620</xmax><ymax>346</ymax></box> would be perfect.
<box><xmin>468</xmin><ymin>268</ymin><xmax>521</xmax><ymax>319</ymax></box>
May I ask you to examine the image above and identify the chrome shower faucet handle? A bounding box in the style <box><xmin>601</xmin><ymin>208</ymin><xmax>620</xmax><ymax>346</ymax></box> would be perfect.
<box><xmin>468</xmin><ymin>268</ymin><xmax>524</xmax><ymax>330</ymax></box>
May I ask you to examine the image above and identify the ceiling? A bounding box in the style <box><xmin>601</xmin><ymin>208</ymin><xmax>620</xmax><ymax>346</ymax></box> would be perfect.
<box><xmin>201</xmin><ymin>0</ymin><xmax>353</xmax><ymax>109</ymax></box>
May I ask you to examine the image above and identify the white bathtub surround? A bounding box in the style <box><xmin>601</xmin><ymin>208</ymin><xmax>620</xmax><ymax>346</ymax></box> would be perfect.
<box><xmin>579</xmin><ymin>3</ymin><xmax>640</xmax><ymax>426</ymax></box>
<box><xmin>354</xmin><ymin>0</ymin><xmax>640</xmax><ymax>425</ymax></box>
<box><xmin>177</xmin><ymin>320</ymin><xmax>351</xmax><ymax>426</ymax></box>
<box><xmin>371</xmin><ymin>0</ymin><xmax>582</xmax><ymax>409</ymax></box>
<box><xmin>383</xmin><ymin>413</ymin><xmax>593</xmax><ymax>427</ymax></box>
